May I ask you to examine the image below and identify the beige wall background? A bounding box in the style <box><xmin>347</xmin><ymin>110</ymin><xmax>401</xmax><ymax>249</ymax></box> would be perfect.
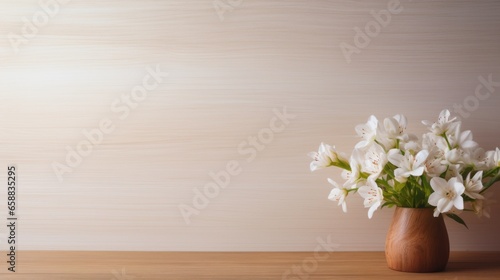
<box><xmin>1</xmin><ymin>0</ymin><xmax>500</xmax><ymax>251</ymax></box>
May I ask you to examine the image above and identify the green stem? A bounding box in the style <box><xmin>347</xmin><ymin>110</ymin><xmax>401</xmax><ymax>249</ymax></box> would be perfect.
<box><xmin>483</xmin><ymin>167</ymin><xmax>499</xmax><ymax>178</ymax></box>
<box><xmin>481</xmin><ymin>169</ymin><xmax>500</xmax><ymax>193</ymax></box>
<box><xmin>441</xmin><ymin>133</ymin><xmax>453</xmax><ymax>150</ymax></box>
<box><xmin>376</xmin><ymin>179</ymin><xmax>392</xmax><ymax>190</ymax></box>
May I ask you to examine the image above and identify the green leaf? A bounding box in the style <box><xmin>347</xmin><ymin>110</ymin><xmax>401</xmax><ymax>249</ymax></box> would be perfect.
<box><xmin>446</xmin><ymin>213</ymin><xmax>469</xmax><ymax>229</ymax></box>
<box><xmin>381</xmin><ymin>202</ymin><xmax>395</xmax><ymax>209</ymax></box>
<box><xmin>420</xmin><ymin>175</ymin><xmax>432</xmax><ymax>198</ymax></box>
<box><xmin>394</xmin><ymin>181</ymin><xmax>405</xmax><ymax>193</ymax></box>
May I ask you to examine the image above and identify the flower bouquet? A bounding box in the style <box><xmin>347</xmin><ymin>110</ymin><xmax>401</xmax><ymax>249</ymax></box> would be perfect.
<box><xmin>309</xmin><ymin>109</ymin><xmax>500</xmax><ymax>272</ymax></box>
<box><xmin>309</xmin><ymin>109</ymin><xmax>499</xmax><ymax>227</ymax></box>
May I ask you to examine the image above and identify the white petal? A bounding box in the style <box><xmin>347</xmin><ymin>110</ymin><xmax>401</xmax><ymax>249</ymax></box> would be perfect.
<box><xmin>453</xmin><ymin>181</ymin><xmax>465</xmax><ymax>196</ymax></box>
<box><xmin>453</xmin><ymin>196</ymin><xmax>464</xmax><ymax>210</ymax></box>
<box><xmin>341</xmin><ymin>202</ymin><xmax>347</xmax><ymax>213</ymax></box>
<box><xmin>355</xmin><ymin>140</ymin><xmax>369</xmax><ymax>149</ymax></box>
<box><xmin>428</xmin><ymin>192</ymin><xmax>440</xmax><ymax>206</ymax></box>
<box><xmin>437</xmin><ymin>198</ymin><xmax>453</xmax><ymax>213</ymax></box>
<box><xmin>440</xmin><ymin>109</ymin><xmax>451</xmax><ymax>121</ymax></box>
<box><xmin>430</xmin><ymin>177</ymin><xmax>447</xmax><ymax>192</ymax></box>
<box><xmin>327</xmin><ymin>178</ymin><xmax>339</xmax><ymax>188</ymax></box>
<box><xmin>368</xmin><ymin>201</ymin><xmax>381</xmax><ymax>219</ymax></box>
<box><xmin>328</xmin><ymin>188</ymin><xmax>339</xmax><ymax>199</ymax></box>
<box><xmin>414</xmin><ymin>150</ymin><xmax>429</xmax><ymax>167</ymax></box>
<box><xmin>394</xmin><ymin>168</ymin><xmax>405</xmax><ymax>178</ymax></box>
<box><xmin>433</xmin><ymin>208</ymin><xmax>441</xmax><ymax>217</ymax></box>
<box><xmin>388</xmin><ymin>150</ymin><xmax>404</xmax><ymax>166</ymax></box>
<box><xmin>307</xmin><ymin>151</ymin><xmax>317</xmax><ymax>159</ymax></box>
<box><xmin>494</xmin><ymin>148</ymin><xmax>500</xmax><ymax>164</ymax></box>
<box><xmin>357</xmin><ymin>185</ymin><xmax>369</xmax><ymax>198</ymax></box>
<box><xmin>473</xmin><ymin>170</ymin><xmax>483</xmax><ymax>181</ymax></box>
<box><xmin>465</xmin><ymin>191</ymin><xmax>484</xmax><ymax>200</ymax></box>
<box><xmin>310</xmin><ymin>162</ymin><xmax>319</xmax><ymax>172</ymax></box>
<box><xmin>409</xmin><ymin>166</ymin><xmax>425</xmax><ymax>176</ymax></box>
<box><xmin>318</xmin><ymin>143</ymin><xmax>327</xmax><ymax>153</ymax></box>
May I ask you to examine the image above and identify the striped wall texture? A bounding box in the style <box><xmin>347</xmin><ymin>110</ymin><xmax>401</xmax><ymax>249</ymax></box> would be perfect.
<box><xmin>1</xmin><ymin>0</ymin><xmax>500</xmax><ymax>251</ymax></box>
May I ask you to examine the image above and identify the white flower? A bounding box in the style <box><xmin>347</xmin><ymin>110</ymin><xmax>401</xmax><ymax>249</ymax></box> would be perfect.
<box><xmin>388</xmin><ymin>149</ymin><xmax>429</xmax><ymax>183</ymax></box>
<box><xmin>359</xmin><ymin>143</ymin><xmax>388</xmax><ymax>180</ymax></box>
<box><xmin>444</xmin><ymin>164</ymin><xmax>462</xmax><ymax>180</ymax></box>
<box><xmin>463</xmin><ymin>171</ymin><xmax>484</xmax><ymax>199</ymax></box>
<box><xmin>310</xmin><ymin>110</ymin><xmax>499</xmax><ymax>224</ymax></box>
<box><xmin>463</xmin><ymin>148</ymin><xmax>486</xmax><ymax>169</ymax></box>
<box><xmin>355</xmin><ymin>115</ymin><xmax>378</xmax><ymax>149</ymax></box>
<box><xmin>327</xmin><ymin>179</ymin><xmax>348</xmax><ymax>213</ymax></box>
<box><xmin>495</xmin><ymin>148</ymin><xmax>500</xmax><ymax>167</ymax></box>
<box><xmin>424</xmin><ymin>147</ymin><xmax>447</xmax><ymax>177</ymax></box>
<box><xmin>484</xmin><ymin>148</ymin><xmax>500</xmax><ymax>169</ymax></box>
<box><xmin>308</xmin><ymin>143</ymin><xmax>346</xmax><ymax>172</ymax></box>
<box><xmin>455</xmin><ymin>130</ymin><xmax>478</xmax><ymax>150</ymax></box>
<box><xmin>439</xmin><ymin>128</ymin><xmax>477</xmax><ymax>166</ymax></box>
<box><xmin>472</xmin><ymin>192</ymin><xmax>495</xmax><ymax>218</ymax></box>
<box><xmin>422</xmin><ymin>109</ymin><xmax>460</xmax><ymax>135</ymax></box>
<box><xmin>342</xmin><ymin>149</ymin><xmax>365</xmax><ymax>189</ymax></box>
<box><xmin>401</xmin><ymin>134</ymin><xmax>421</xmax><ymax>153</ymax></box>
<box><xmin>376</xmin><ymin>114</ymin><xmax>407</xmax><ymax>150</ymax></box>
<box><xmin>485</xmin><ymin>148</ymin><xmax>500</xmax><ymax>168</ymax></box>
<box><xmin>385</xmin><ymin>114</ymin><xmax>407</xmax><ymax>138</ymax></box>
<box><xmin>428</xmin><ymin>177</ymin><xmax>465</xmax><ymax>217</ymax></box>
<box><xmin>422</xmin><ymin>132</ymin><xmax>441</xmax><ymax>151</ymax></box>
<box><xmin>425</xmin><ymin>157</ymin><xmax>447</xmax><ymax>177</ymax></box>
<box><xmin>358</xmin><ymin>179</ymin><xmax>384</xmax><ymax>219</ymax></box>
<box><xmin>442</xmin><ymin>148</ymin><xmax>463</xmax><ymax>165</ymax></box>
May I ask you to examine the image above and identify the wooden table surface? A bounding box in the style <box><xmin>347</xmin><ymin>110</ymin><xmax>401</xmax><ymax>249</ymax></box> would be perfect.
<box><xmin>1</xmin><ymin>251</ymin><xmax>499</xmax><ymax>279</ymax></box>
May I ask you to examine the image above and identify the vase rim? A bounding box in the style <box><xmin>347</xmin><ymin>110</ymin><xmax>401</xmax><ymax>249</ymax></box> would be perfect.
<box><xmin>396</xmin><ymin>206</ymin><xmax>433</xmax><ymax>209</ymax></box>
<box><xmin>395</xmin><ymin>206</ymin><xmax>435</xmax><ymax>212</ymax></box>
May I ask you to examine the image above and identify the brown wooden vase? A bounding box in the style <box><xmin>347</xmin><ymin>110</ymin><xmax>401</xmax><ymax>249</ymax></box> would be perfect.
<box><xmin>385</xmin><ymin>207</ymin><xmax>450</xmax><ymax>273</ymax></box>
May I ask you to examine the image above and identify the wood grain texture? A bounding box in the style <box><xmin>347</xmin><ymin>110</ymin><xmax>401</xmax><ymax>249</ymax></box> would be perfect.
<box><xmin>0</xmin><ymin>0</ymin><xmax>500</xmax><ymax>251</ymax></box>
<box><xmin>0</xmin><ymin>251</ymin><xmax>499</xmax><ymax>279</ymax></box>
<box><xmin>385</xmin><ymin>207</ymin><xmax>449</xmax><ymax>272</ymax></box>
